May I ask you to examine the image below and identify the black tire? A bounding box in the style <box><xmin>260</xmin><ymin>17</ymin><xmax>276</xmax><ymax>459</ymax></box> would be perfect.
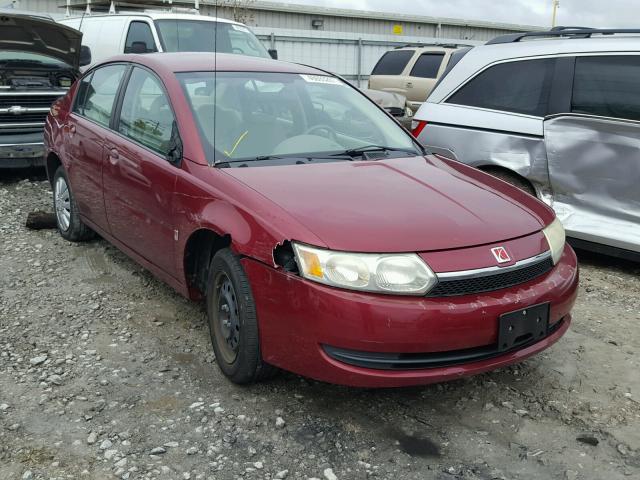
<box><xmin>483</xmin><ymin>168</ymin><xmax>537</xmax><ymax>197</ymax></box>
<box><xmin>205</xmin><ymin>248</ymin><xmax>277</xmax><ymax>384</ymax></box>
<box><xmin>52</xmin><ymin>166</ymin><xmax>94</xmax><ymax>242</ymax></box>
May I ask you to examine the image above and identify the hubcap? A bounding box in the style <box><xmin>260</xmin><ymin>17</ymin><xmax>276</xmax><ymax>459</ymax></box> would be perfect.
<box><xmin>213</xmin><ymin>272</ymin><xmax>240</xmax><ymax>363</ymax></box>
<box><xmin>54</xmin><ymin>176</ymin><xmax>71</xmax><ymax>232</ymax></box>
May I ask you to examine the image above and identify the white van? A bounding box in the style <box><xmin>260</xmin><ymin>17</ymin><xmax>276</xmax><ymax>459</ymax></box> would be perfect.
<box><xmin>59</xmin><ymin>12</ymin><xmax>274</xmax><ymax>68</ymax></box>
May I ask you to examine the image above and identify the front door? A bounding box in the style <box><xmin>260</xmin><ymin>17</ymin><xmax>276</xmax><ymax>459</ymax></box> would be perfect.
<box><xmin>103</xmin><ymin>66</ymin><xmax>179</xmax><ymax>275</ymax></box>
<box><xmin>67</xmin><ymin>64</ymin><xmax>127</xmax><ymax>233</ymax></box>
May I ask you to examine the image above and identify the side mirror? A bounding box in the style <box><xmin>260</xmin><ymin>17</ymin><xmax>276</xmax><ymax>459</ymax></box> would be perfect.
<box><xmin>166</xmin><ymin>121</ymin><xmax>183</xmax><ymax>166</ymax></box>
<box><xmin>268</xmin><ymin>49</ymin><xmax>278</xmax><ymax>60</ymax></box>
<box><xmin>130</xmin><ymin>41</ymin><xmax>148</xmax><ymax>54</ymax></box>
<box><xmin>79</xmin><ymin>45</ymin><xmax>92</xmax><ymax>67</ymax></box>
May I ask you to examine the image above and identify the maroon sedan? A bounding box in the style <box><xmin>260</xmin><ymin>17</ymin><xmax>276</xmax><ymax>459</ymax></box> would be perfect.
<box><xmin>44</xmin><ymin>53</ymin><xmax>578</xmax><ymax>388</ymax></box>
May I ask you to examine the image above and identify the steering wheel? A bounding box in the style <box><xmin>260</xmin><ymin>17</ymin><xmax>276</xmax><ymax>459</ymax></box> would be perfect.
<box><xmin>303</xmin><ymin>124</ymin><xmax>338</xmax><ymax>143</ymax></box>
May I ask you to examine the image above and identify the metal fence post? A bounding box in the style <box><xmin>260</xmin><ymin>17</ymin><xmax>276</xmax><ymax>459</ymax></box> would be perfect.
<box><xmin>357</xmin><ymin>37</ymin><xmax>363</xmax><ymax>87</ymax></box>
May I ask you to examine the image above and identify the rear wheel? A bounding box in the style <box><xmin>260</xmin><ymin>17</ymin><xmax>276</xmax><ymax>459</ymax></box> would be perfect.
<box><xmin>483</xmin><ymin>168</ymin><xmax>536</xmax><ymax>197</ymax></box>
<box><xmin>53</xmin><ymin>167</ymin><xmax>94</xmax><ymax>241</ymax></box>
<box><xmin>205</xmin><ymin>248</ymin><xmax>277</xmax><ymax>384</ymax></box>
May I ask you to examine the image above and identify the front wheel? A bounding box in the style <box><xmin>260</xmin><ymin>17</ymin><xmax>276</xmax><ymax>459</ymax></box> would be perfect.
<box><xmin>205</xmin><ymin>248</ymin><xmax>276</xmax><ymax>384</ymax></box>
<box><xmin>53</xmin><ymin>167</ymin><xmax>94</xmax><ymax>242</ymax></box>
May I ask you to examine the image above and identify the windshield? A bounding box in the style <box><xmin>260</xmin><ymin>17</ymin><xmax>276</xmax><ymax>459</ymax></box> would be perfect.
<box><xmin>178</xmin><ymin>71</ymin><xmax>420</xmax><ymax>165</ymax></box>
<box><xmin>154</xmin><ymin>20</ymin><xmax>269</xmax><ymax>58</ymax></box>
<box><xmin>0</xmin><ymin>50</ymin><xmax>69</xmax><ymax>67</ymax></box>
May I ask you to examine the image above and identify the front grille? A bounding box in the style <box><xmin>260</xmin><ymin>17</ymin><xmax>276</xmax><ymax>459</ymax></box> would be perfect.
<box><xmin>323</xmin><ymin>318</ymin><xmax>565</xmax><ymax>370</ymax></box>
<box><xmin>0</xmin><ymin>93</ymin><xmax>63</xmax><ymax>109</ymax></box>
<box><xmin>0</xmin><ymin>111</ymin><xmax>48</xmax><ymax>124</ymax></box>
<box><xmin>428</xmin><ymin>256</ymin><xmax>554</xmax><ymax>297</ymax></box>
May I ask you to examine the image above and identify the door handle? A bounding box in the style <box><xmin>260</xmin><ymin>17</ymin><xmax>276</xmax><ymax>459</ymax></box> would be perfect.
<box><xmin>406</xmin><ymin>82</ymin><xmax>413</xmax><ymax>88</ymax></box>
<box><xmin>65</xmin><ymin>124</ymin><xmax>76</xmax><ymax>136</ymax></box>
<box><xmin>109</xmin><ymin>148</ymin><xmax>120</xmax><ymax>164</ymax></box>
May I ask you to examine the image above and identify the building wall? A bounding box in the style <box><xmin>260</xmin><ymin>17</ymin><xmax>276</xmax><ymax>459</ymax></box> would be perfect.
<box><xmin>7</xmin><ymin>0</ymin><xmax>538</xmax><ymax>85</ymax></box>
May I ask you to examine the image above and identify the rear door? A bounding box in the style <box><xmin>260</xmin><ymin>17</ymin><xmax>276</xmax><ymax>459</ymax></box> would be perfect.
<box><xmin>544</xmin><ymin>54</ymin><xmax>640</xmax><ymax>252</ymax></box>
<box><xmin>368</xmin><ymin>49</ymin><xmax>415</xmax><ymax>96</ymax></box>
<box><xmin>103</xmin><ymin>66</ymin><xmax>179</xmax><ymax>274</ymax></box>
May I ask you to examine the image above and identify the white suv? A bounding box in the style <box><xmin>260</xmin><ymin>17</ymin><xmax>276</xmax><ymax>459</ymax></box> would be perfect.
<box><xmin>412</xmin><ymin>27</ymin><xmax>640</xmax><ymax>260</ymax></box>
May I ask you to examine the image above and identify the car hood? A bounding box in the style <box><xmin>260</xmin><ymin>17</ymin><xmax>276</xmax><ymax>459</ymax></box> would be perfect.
<box><xmin>223</xmin><ymin>155</ymin><xmax>551</xmax><ymax>253</ymax></box>
<box><xmin>0</xmin><ymin>14</ymin><xmax>82</xmax><ymax>69</ymax></box>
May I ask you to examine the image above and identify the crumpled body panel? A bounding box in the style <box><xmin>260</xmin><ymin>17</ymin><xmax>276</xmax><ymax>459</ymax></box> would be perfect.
<box><xmin>544</xmin><ymin>115</ymin><xmax>640</xmax><ymax>253</ymax></box>
<box><xmin>422</xmin><ymin>123</ymin><xmax>550</xmax><ymax>197</ymax></box>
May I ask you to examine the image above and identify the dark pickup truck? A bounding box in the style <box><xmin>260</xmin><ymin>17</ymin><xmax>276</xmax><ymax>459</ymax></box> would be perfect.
<box><xmin>0</xmin><ymin>13</ymin><xmax>82</xmax><ymax>168</ymax></box>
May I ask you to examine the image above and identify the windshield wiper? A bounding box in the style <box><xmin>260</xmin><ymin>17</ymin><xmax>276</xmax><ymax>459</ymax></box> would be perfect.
<box><xmin>215</xmin><ymin>154</ymin><xmax>354</xmax><ymax>167</ymax></box>
<box><xmin>330</xmin><ymin>145</ymin><xmax>419</xmax><ymax>158</ymax></box>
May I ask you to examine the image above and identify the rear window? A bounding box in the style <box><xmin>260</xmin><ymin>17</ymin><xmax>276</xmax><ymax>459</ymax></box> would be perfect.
<box><xmin>572</xmin><ymin>55</ymin><xmax>640</xmax><ymax>121</ymax></box>
<box><xmin>446</xmin><ymin>58</ymin><xmax>555</xmax><ymax>116</ymax></box>
<box><xmin>371</xmin><ymin>50</ymin><xmax>414</xmax><ymax>75</ymax></box>
<box><xmin>409</xmin><ymin>53</ymin><xmax>445</xmax><ymax>78</ymax></box>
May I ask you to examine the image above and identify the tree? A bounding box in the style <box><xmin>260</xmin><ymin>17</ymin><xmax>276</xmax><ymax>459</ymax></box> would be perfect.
<box><xmin>217</xmin><ymin>0</ymin><xmax>255</xmax><ymax>25</ymax></box>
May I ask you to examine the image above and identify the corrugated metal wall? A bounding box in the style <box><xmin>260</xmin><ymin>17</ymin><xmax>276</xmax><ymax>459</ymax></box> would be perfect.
<box><xmin>209</xmin><ymin>5</ymin><xmax>521</xmax><ymax>42</ymax></box>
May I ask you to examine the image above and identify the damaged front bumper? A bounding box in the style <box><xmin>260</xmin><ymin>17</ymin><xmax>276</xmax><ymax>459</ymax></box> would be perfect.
<box><xmin>242</xmin><ymin>244</ymin><xmax>578</xmax><ymax>388</ymax></box>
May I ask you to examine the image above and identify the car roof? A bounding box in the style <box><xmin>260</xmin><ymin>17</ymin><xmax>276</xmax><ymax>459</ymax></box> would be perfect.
<box><xmin>63</xmin><ymin>12</ymin><xmax>239</xmax><ymax>25</ymax></box>
<box><xmin>428</xmin><ymin>36</ymin><xmax>640</xmax><ymax>103</ymax></box>
<box><xmin>99</xmin><ymin>52</ymin><xmax>327</xmax><ymax>76</ymax></box>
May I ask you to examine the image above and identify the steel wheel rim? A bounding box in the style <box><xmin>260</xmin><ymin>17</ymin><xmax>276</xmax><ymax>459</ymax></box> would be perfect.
<box><xmin>54</xmin><ymin>176</ymin><xmax>71</xmax><ymax>232</ymax></box>
<box><xmin>213</xmin><ymin>272</ymin><xmax>240</xmax><ymax>364</ymax></box>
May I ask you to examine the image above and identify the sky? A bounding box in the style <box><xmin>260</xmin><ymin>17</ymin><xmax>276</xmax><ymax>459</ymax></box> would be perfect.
<box><xmin>280</xmin><ymin>0</ymin><xmax>638</xmax><ymax>28</ymax></box>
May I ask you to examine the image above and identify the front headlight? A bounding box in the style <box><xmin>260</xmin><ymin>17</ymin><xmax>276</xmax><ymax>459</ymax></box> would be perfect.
<box><xmin>542</xmin><ymin>217</ymin><xmax>565</xmax><ymax>265</ymax></box>
<box><xmin>292</xmin><ymin>243</ymin><xmax>437</xmax><ymax>295</ymax></box>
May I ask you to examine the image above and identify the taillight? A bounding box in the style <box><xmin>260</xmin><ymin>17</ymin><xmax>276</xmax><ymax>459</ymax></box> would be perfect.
<box><xmin>411</xmin><ymin>120</ymin><xmax>427</xmax><ymax>138</ymax></box>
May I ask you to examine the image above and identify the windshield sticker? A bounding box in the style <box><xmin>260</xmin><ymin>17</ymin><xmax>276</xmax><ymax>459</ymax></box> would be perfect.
<box><xmin>300</xmin><ymin>74</ymin><xmax>342</xmax><ymax>85</ymax></box>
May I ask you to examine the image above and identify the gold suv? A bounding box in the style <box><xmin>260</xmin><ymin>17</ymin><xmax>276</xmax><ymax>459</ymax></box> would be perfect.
<box><xmin>368</xmin><ymin>44</ymin><xmax>470</xmax><ymax>113</ymax></box>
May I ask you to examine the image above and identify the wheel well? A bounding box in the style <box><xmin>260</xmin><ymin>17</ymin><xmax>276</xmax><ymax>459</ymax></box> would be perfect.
<box><xmin>46</xmin><ymin>152</ymin><xmax>62</xmax><ymax>186</ymax></box>
<box><xmin>478</xmin><ymin>165</ymin><xmax>536</xmax><ymax>195</ymax></box>
<box><xmin>184</xmin><ymin>229</ymin><xmax>231</xmax><ymax>298</ymax></box>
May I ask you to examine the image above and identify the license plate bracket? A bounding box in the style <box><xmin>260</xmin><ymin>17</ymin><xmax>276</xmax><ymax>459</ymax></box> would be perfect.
<box><xmin>498</xmin><ymin>303</ymin><xmax>549</xmax><ymax>352</ymax></box>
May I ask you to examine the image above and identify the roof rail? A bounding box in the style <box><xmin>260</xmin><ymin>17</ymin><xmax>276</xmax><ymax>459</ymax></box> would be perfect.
<box><xmin>62</xmin><ymin>0</ymin><xmax>200</xmax><ymax>14</ymax></box>
<box><xmin>487</xmin><ymin>27</ymin><xmax>640</xmax><ymax>45</ymax></box>
<box><xmin>393</xmin><ymin>42</ymin><xmax>473</xmax><ymax>49</ymax></box>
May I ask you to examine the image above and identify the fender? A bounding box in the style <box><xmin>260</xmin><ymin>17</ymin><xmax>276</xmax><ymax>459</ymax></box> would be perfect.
<box><xmin>173</xmin><ymin>159</ymin><xmax>327</xmax><ymax>286</ymax></box>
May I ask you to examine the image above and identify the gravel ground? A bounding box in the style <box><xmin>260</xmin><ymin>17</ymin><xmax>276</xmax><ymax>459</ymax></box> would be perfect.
<box><xmin>1</xmin><ymin>172</ymin><xmax>639</xmax><ymax>480</ymax></box>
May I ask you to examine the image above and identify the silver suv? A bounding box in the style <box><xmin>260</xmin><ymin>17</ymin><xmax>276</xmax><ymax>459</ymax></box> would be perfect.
<box><xmin>412</xmin><ymin>28</ymin><xmax>640</xmax><ymax>260</ymax></box>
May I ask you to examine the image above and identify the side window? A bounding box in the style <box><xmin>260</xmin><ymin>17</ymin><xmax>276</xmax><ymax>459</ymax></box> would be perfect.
<box><xmin>371</xmin><ymin>50</ymin><xmax>414</xmax><ymax>75</ymax></box>
<box><xmin>572</xmin><ymin>55</ymin><xmax>640</xmax><ymax>121</ymax></box>
<box><xmin>124</xmin><ymin>21</ymin><xmax>157</xmax><ymax>54</ymax></box>
<box><xmin>118</xmin><ymin>67</ymin><xmax>176</xmax><ymax>156</ymax></box>
<box><xmin>82</xmin><ymin>64</ymin><xmax>126</xmax><ymax>127</ymax></box>
<box><xmin>73</xmin><ymin>72</ymin><xmax>93</xmax><ymax>114</ymax></box>
<box><xmin>446</xmin><ymin>58</ymin><xmax>555</xmax><ymax>116</ymax></box>
<box><xmin>410</xmin><ymin>53</ymin><xmax>445</xmax><ymax>79</ymax></box>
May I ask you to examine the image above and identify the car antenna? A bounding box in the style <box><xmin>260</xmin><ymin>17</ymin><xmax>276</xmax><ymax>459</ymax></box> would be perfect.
<box><xmin>213</xmin><ymin>0</ymin><xmax>217</xmax><ymax>165</ymax></box>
